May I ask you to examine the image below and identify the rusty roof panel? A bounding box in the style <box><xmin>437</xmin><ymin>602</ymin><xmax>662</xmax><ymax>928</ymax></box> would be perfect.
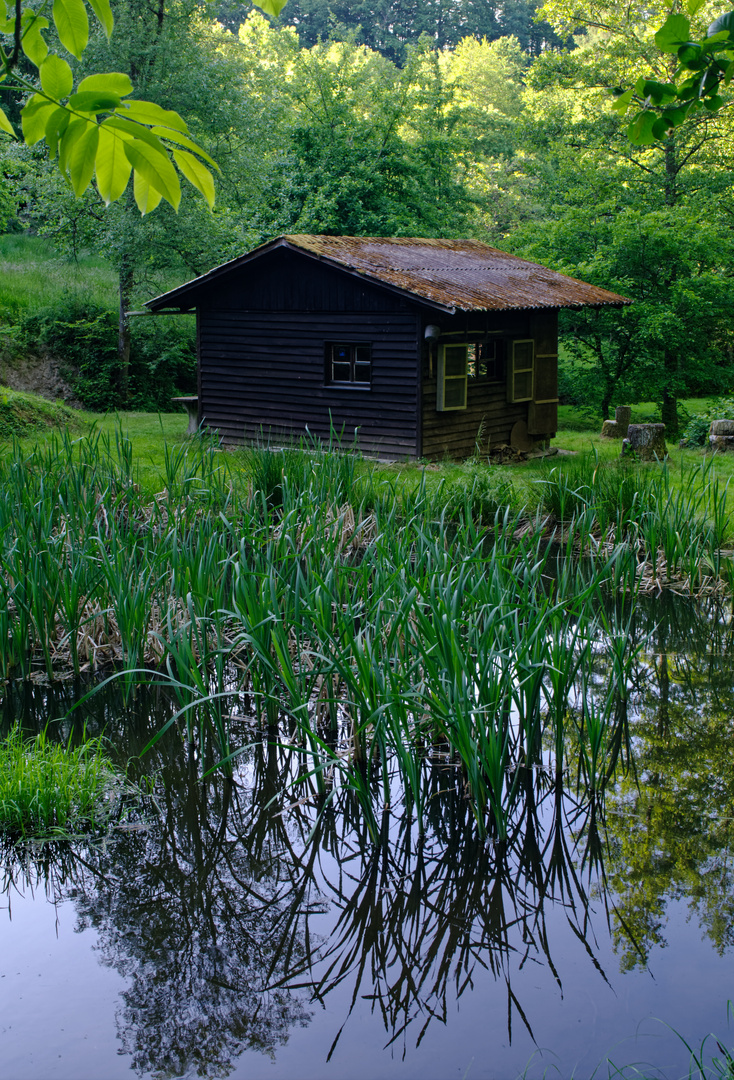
<box><xmin>285</xmin><ymin>235</ymin><xmax>631</xmax><ymax>311</ymax></box>
<box><xmin>146</xmin><ymin>234</ymin><xmax>631</xmax><ymax>312</ymax></box>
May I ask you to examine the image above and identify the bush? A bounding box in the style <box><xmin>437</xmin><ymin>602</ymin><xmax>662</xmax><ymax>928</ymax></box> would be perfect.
<box><xmin>681</xmin><ymin>398</ymin><xmax>734</xmax><ymax>448</ymax></box>
<box><xmin>17</xmin><ymin>298</ymin><xmax>196</xmax><ymax>411</ymax></box>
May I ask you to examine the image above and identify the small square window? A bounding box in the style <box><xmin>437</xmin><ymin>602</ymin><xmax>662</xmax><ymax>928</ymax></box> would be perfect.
<box><xmin>467</xmin><ymin>340</ymin><xmax>504</xmax><ymax>382</ymax></box>
<box><xmin>328</xmin><ymin>344</ymin><xmax>372</xmax><ymax>386</ymax></box>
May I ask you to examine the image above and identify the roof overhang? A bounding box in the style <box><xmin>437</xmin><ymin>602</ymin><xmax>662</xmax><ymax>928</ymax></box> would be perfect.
<box><xmin>145</xmin><ymin>235</ymin><xmax>632</xmax><ymax>314</ymax></box>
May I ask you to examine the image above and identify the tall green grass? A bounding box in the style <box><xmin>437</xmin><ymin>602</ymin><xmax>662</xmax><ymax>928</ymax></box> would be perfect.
<box><xmin>0</xmin><ymin>430</ymin><xmax>731</xmax><ymax>841</ymax></box>
<box><xmin>0</xmin><ymin>727</ymin><xmax>123</xmax><ymax>838</ymax></box>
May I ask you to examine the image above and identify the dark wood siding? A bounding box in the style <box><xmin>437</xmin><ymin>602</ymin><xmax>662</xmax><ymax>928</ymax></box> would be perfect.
<box><xmin>419</xmin><ymin>310</ymin><xmax>558</xmax><ymax>459</ymax></box>
<box><xmin>197</xmin><ymin>249</ymin><xmax>408</xmax><ymax>314</ymax></box>
<box><xmin>199</xmin><ymin>309</ymin><xmax>420</xmax><ymax>458</ymax></box>
<box><xmin>422</xmin><ymin>379</ymin><xmax>527</xmax><ymax>457</ymax></box>
<box><xmin>191</xmin><ymin>248</ymin><xmax>561</xmax><ymax>461</ymax></box>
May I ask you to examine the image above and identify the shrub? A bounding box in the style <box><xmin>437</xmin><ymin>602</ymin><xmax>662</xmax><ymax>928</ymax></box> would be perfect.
<box><xmin>682</xmin><ymin>398</ymin><xmax>734</xmax><ymax>448</ymax></box>
<box><xmin>17</xmin><ymin>298</ymin><xmax>196</xmax><ymax>411</ymax></box>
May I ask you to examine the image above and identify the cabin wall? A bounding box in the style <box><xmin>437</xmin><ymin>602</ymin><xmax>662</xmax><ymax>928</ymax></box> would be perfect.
<box><xmin>420</xmin><ymin>310</ymin><xmax>558</xmax><ymax>459</ymax></box>
<box><xmin>198</xmin><ymin>308</ymin><xmax>420</xmax><ymax>458</ymax></box>
<box><xmin>195</xmin><ymin>252</ymin><xmax>421</xmax><ymax>457</ymax></box>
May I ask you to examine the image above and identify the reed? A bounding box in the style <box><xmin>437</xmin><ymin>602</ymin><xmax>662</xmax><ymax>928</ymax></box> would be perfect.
<box><xmin>0</xmin><ymin>427</ymin><xmax>731</xmax><ymax>841</ymax></box>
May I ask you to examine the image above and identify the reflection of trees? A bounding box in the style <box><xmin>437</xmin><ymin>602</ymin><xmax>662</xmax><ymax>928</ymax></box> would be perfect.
<box><xmin>69</xmin><ymin>737</ymin><xmax>321</xmax><ymax>1079</ymax></box>
<box><xmin>2</xmin><ymin>709</ymin><xmax>613</xmax><ymax>1076</ymax></box>
<box><xmin>5</xmin><ymin>594</ymin><xmax>734</xmax><ymax>1073</ymax></box>
<box><xmin>600</xmin><ymin>595</ymin><xmax>734</xmax><ymax>970</ymax></box>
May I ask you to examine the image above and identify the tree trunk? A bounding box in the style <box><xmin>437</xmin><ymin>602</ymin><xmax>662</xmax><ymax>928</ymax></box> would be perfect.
<box><xmin>600</xmin><ymin>386</ymin><xmax>613</xmax><ymax>420</ymax></box>
<box><xmin>661</xmin><ymin>387</ymin><xmax>678</xmax><ymax>435</ymax></box>
<box><xmin>118</xmin><ymin>254</ymin><xmax>134</xmax><ymax>407</ymax></box>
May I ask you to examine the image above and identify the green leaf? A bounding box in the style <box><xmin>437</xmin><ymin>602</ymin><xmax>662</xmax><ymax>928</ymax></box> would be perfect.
<box><xmin>133</xmin><ymin>169</ymin><xmax>162</xmax><ymax>215</ymax></box>
<box><xmin>708</xmin><ymin>11</ymin><xmax>734</xmax><ymax>39</ymax></box>
<box><xmin>58</xmin><ymin>116</ymin><xmax>91</xmax><ymax>174</ymax></box>
<box><xmin>703</xmin><ymin>94</ymin><xmax>725</xmax><ymax>110</ymax></box>
<box><xmin>0</xmin><ymin>106</ymin><xmax>14</xmax><ymax>137</ymax></box>
<box><xmin>40</xmin><ymin>54</ymin><xmax>74</xmax><ymax>100</ymax></box>
<box><xmin>68</xmin><ymin>91</ymin><xmax>122</xmax><ymax>112</ymax></box>
<box><xmin>253</xmin><ymin>0</ymin><xmax>288</xmax><ymax>16</ymax></box>
<box><xmin>53</xmin><ymin>0</ymin><xmax>89</xmax><ymax>59</ymax></box>
<box><xmin>655</xmin><ymin>14</ymin><xmax>691</xmax><ymax>52</ymax></box>
<box><xmin>116</xmin><ymin>100</ymin><xmax>188</xmax><ymax>133</ymax></box>
<box><xmin>663</xmin><ymin>104</ymin><xmax>690</xmax><ymax>126</ymax></box>
<box><xmin>677</xmin><ymin>43</ymin><xmax>702</xmax><ymax>65</ymax></box>
<box><xmin>627</xmin><ymin>110</ymin><xmax>659</xmax><ymax>144</ymax></box>
<box><xmin>64</xmin><ymin>123</ymin><xmax>98</xmax><ymax>196</ymax></box>
<box><xmin>651</xmin><ymin>116</ymin><xmax>672</xmax><ymax>138</ymax></box>
<box><xmin>103</xmin><ymin>114</ymin><xmax>168</xmax><ymax>152</ymax></box>
<box><xmin>611</xmin><ymin>88</ymin><xmax>634</xmax><ymax>114</ymax></box>
<box><xmin>21</xmin><ymin>95</ymin><xmax>58</xmax><ymax>145</ymax></box>
<box><xmin>172</xmin><ymin>148</ymin><xmax>215</xmax><ymax>208</ymax></box>
<box><xmin>725</xmin><ymin>59</ymin><xmax>734</xmax><ymax>85</ymax></box>
<box><xmin>45</xmin><ymin>106</ymin><xmax>71</xmax><ymax>157</ymax></box>
<box><xmin>20</xmin><ymin>13</ymin><xmax>50</xmax><ymax>66</ymax></box>
<box><xmin>149</xmin><ymin>126</ymin><xmax>218</xmax><ymax>167</ymax></box>
<box><xmin>686</xmin><ymin>0</ymin><xmax>706</xmax><ymax>14</ymax></box>
<box><xmin>123</xmin><ymin>139</ymin><xmax>181</xmax><ymax>210</ymax></box>
<box><xmin>95</xmin><ymin>123</ymin><xmax>133</xmax><ymax>204</ymax></box>
<box><xmin>640</xmin><ymin>79</ymin><xmax>677</xmax><ymax>104</ymax></box>
<box><xmin>78</xmin><ymin>73</ymin><xmax>133</xmax><ymax>97</ymax></box>
<box><xmin>68</xmin><ymin>122</ymin><xmax>99</xmax><ymax>195</ymax></box>
<box><xmin>86</xmin><ymin>0</ymin><xmax>113</xmax><ymax>37</ymax></box>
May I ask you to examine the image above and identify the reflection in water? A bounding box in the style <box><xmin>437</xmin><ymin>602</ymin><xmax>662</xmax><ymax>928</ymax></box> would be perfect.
<box><xmin>2</xmin><ymin>594</ymin><xmax>734</xmax><ymax>1077</ymax></box>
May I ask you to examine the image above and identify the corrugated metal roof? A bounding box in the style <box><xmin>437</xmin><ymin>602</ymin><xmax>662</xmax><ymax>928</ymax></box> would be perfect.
<box><xmin>285</xmin><ymin>235</ymin><xmax>630</xmax><ymax>311</ymax></box>
<box><xmin>146</xmin><ymin>234</ymin><xmax>631</xmax><ymax>312</ymax></box>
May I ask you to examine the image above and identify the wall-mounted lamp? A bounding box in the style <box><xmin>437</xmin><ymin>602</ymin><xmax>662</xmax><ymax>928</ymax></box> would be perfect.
<box><xmin>424</xmin><ymin>324</ymin><xmax>441</xmax><ymax>341</ymax></box>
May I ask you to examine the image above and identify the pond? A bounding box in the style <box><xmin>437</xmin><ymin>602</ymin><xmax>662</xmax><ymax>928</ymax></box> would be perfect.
<box><xmin>2</xmin><ymin>592</ymin><xmax>734</xmax><ymax>1080</ymax></box>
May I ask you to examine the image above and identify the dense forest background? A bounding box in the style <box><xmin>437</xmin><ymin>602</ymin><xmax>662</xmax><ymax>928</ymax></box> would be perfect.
<box><xmin>0</xmin><ymin>0</ymin><xmax>732</xmax><ymax>429</ymax></box>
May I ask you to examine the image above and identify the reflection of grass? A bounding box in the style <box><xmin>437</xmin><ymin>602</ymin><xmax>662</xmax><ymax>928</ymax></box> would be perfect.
<box><xmin>0</xmin><ymin>727</ymin><xmax>124</xmax><ymax>839</ymax></box>
<box><xmin>518</xmin><ymin>1013</ymin><xmax>734</xmax><ymax>1079</ymax></box>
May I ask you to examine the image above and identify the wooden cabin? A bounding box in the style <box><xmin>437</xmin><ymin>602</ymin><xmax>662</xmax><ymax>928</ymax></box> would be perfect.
<box><xmin>146</xmin><ymin>235</ymin><xmax>630</xmax><ymax>460</ymax></box>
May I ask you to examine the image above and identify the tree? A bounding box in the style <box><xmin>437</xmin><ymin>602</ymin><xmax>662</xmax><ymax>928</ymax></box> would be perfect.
<box><xmin>616</xmin><ymin>8</ymin><xmax>734</xmax><ymax>143</ymax></box>
<box><xmin>0</xmin><ymin>0</ymin><xmax>286</xmax><ymax>212</ymax></box>
<box><xmin>501</xmin><ymin>0</ymin><xmax>734</xmax><ymax>428</ymax></box>
<box><xmin>273</xmin><ymin>34</ymin><xmax>471</xmax><ymax>236</ymax></box>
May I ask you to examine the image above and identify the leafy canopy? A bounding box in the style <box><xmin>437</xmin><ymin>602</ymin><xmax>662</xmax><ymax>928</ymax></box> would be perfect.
<box><xmin>0</xmin><ymin>0</ymin><xmax>286</xmax><ymax>212</ymax></box>
<box><xmin>614</xmin><ymin>6</ymin><xmax>734</xmax><ymax>143</ymax></box>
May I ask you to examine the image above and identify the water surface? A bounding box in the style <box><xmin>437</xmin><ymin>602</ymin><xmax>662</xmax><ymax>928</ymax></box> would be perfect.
<box><xmin>2</xmin><ymin>594</ymin><xmax>734</xmax><ymax>1080</ymax></box>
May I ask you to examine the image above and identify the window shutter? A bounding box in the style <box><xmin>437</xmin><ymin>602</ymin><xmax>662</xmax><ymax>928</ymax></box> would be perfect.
<box><xmin>437</xmin><ymin>344</ymin><xmax>468</xmax><ymax>411</ymax></box>
<box><xmin>508</xmin><ymin>340</ymin><xmax>534</xmax><ymax>402</ymax></box>
<box><xmin>528</xmin><ymin>351</ymin><xmax>558</xmax><ymax>434</ymax></box>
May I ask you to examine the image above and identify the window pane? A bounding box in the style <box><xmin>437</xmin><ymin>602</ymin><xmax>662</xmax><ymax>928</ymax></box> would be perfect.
<box><xmin>514</xmin><ymin>341</ymin><xmax>533</xmax><ymax>370</ymax></box>
<box><xmin>444</xmin><ymin>377</ymin><xmax>466</xmax><ymax>409</ymax></box>
<box><xmin>333</xmin><ymin>345</ymin><xmax>350</xmax><ymax>363</ymax></box>
<box><xmin>355</xmin><ymin>346</ymin><xmax>371</xmax><ymax>364</ymax></box>
<box><xmin>354</xmin><ymin>363</ymin><xmax>371</xmax><ymax>383</ymax></box>
<box><xmin>444</xmin><ymin>345</ymin><xmax>467</xmax><ymax>378</ymax></box>
<box><xmin>333</xmin><ymin>363</ymin><xmax>351</xmax><ymax>381</ymax></box>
